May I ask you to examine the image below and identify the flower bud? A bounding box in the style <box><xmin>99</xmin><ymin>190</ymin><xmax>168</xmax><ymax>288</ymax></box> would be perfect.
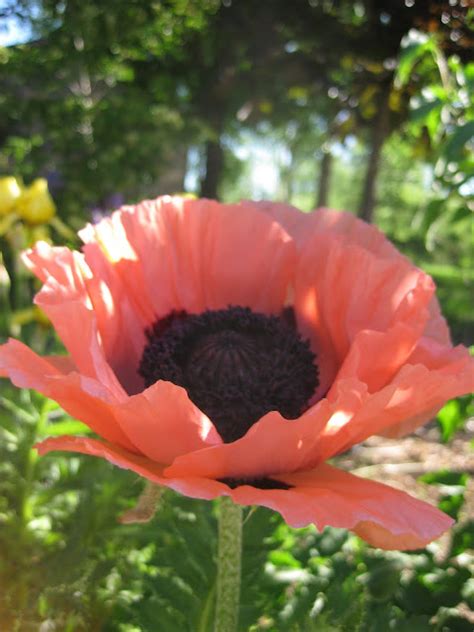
<box><xmin>16</xmin><ymin>178</ymin><xmax>56</xmax><ymax>225</ymax></box>
<box><xmin>0</xmin><ymin>176</ymin><xmax>22</xmax><ymax>216</ymax></box>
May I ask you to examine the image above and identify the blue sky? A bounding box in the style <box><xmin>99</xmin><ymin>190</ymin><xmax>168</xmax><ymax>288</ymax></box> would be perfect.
<box><xmin>0</xmin><ymin>9</ymin><xmax>31</xmax><ymax>46</ymax></box>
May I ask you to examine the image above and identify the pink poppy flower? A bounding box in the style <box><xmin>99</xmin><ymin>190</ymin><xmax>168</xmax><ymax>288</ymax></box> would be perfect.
<box><xmin>1</xmin><ymin>198</ymin><xmax>472</xmax><ymax>550</ymax></box>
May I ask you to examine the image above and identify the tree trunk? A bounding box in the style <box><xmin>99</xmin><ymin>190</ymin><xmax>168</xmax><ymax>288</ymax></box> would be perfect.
<box><xmin>280</xmin><ymin>147</ymin><xmax>294</xmax><ymax>202</ymax></box>
<box><xmin>316</xmin><ymin>149</ymin><xmax>332</xmax><ymax>207</ymax></box>
<box><xmin>358</xmin><ymin>84</ymin><xmax>391</xmax><ymax>223</ymax></box>
<box><xmin>200</xmin><ymin>139</ymin><xmax>224</xmax><ymax>200</ymax></box>
<box><xmin>158</xmin><ymin>145</ymin><xmax>188</xmax><ymax>194</ymax></box>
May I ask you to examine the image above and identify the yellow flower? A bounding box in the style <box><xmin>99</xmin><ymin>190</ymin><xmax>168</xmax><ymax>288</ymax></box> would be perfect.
<box><xmin>172</xmin><ymin>192</ymin><xmax>197</xmax><ymax>199</ymax></box>
<box><xmin>0</xmin><ymin>176</ymin><xmax>22</xmax><ymax>216</ymax></box>
<box><xmin>16</xmin><ymin>178</ymin><xmax>56</xmax><ymax>225</ymax></box>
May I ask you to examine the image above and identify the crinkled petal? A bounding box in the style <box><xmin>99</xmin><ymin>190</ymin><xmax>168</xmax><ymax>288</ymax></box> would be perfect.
<box><xmin>0</xmin><ymin>339</ymin><xmax>135</xmax><ymax>450</ymax></box>
<box><xmin>422</xmin><ymin>294</ymin><xmax>451</xmax><ymax>345</ymax></box>
<box><xmin>308</xmin><ymin>208</ymin><xmax>401</xmax><ymax>259</ymax></box>
<box><xmin>164</xmin><ymin>399</ymin><xmax>333</xmax><ymax>480</ymax></box>
<box><xmin>246</xmin><ymin>201</ymin><xmax>313</xmax><ymax>248</ymax></box>
<box><xmin>42</xmin><ymin>355</ymin><xmax>76</xmax><ymax>373</ymax></box>
<box><xmin>259</xmin><ymin>204</ymin><xmax>398</xmax><ymax>256</ymax></box>
<box><xmin>263</xmin><ymin>205</ymin><xmax>450</xmax><ymax>347</ymax></box>
<box><xmin>36</xmin><ymin>436</ymin><xmax>167</xmax><ymax>480</ymax></box>
<box><xmin>35</xmin><ymin>435</ymin><xmax>232</xmax><ymax>499</ymax></box>
<box><xmin>112</xmin><ymin>380</ymin><xmax>223</xmax><ymax>464</ymax></box>
<box><xmin>319</xmin><ymin>346</ymin><xmax>474</xmax><ymax>458</ymax></box>
<box><xmin>334</xmin><ymin>322</ymin><xmax>426</xmax><ymax>394</ymax></box>
<box><xmin>0</xmin><ymin>353</ymin><xmax>74</xmax><ymax>377</ymax></box>
<box><xmin>77</xmin><ymin>214</ymin><xmax>149</xmax><ymax>393</ymax></box>
<box><xmin>24</xmin><ymin>199</ymin><xmax>296</xmax><ymax>397</ymax></box>
<box><xmin>377</xmin><ymin>347</ymin><xmax>474</xmax><ymax>439</ymax></box>
<box><xmin>295</xmin><ymin>233</ymin><xmax>434</xmax><ymax>396</ymax></box>
<box><xmin>311</xmin><ymin>209</ymin><xmax>450</xmax><ymax>347</ymax></box>
<box><xmin>37</xmin><ymin>434</ymin><xmax>453</xmax><ymax>550</ymax></box>
<box><xmin>0</xmin><ymin>340</ymin><xmax>221</xmax><ymax>461</ymax></box>
<box><xmin>23</xmin><ymin>242</ymin><xmax>125</xmax><ymax>396</ymax></box>
<box><xmin>77</xmin><ymin>248</ymin><xmax>147</xmax><ymax>394</ymax></box>
<box><xmin>36</xmin><ymin>438</ymin><xmax>452</xmax><ymax>549</ymax></box>
<box><xmin>377</xmin><ymin>340</ymin><xmax>473</xmax><ymax>438</ymax></box>
<box><xmin>80</xmin><ymin>197</ymin><xmax>296</xmax><ymax>323</ymax></box>
<box><xmin>273</xmin><ymin>463</ymin><xmax>454</xmax><ymax>550</ymax></box>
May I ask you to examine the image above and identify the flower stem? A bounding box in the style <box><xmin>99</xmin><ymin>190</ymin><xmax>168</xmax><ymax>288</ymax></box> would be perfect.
<box><xmin>214</xmin><ymin>496</ymin><xmax>243</xmax><ymax>632</ymax></box>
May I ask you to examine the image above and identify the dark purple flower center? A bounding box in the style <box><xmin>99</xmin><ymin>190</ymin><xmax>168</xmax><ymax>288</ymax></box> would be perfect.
<box><xmin>139</xmin><ymin>306</ymin><xmax>318</xmax><ymax>443</ymax></box>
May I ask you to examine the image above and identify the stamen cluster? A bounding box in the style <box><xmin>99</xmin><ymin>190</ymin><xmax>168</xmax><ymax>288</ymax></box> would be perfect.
<box><xmin>139</xmin><ymin>306</ymin><xmax>319</xmax><ymax>443</ymax></box>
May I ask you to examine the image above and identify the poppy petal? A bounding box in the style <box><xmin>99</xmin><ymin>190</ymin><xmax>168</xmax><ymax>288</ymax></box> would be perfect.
<box><xmin>36</xmin><ymin>435</ymin><xmax>168</xmax><ymax>482</ymax></box>
<box><xmin>0</xmin><ymin>338</ymin><xmax>224</xmax><ymax>462</ymax></box>
<box><xmin>246</xmin><ymin>201</ymin><xmax>313</xmax><ymax>247</ymax></box>
<box><xmin>259</xmin><ymin>204</ymin><xmax>397</xmax><ymax>256</ymax></box>
<box><xmin>0</xmin><ymin>353</ymin><xmax>74</xmax><ymax>377</ymax></box>
<box><xmin>24</xmin><ymin>241</ymin><xmax>147</xmax><ymax>394</ymax></box>
<box><xmin>36</xmin><ymin>438</ymin><xmax>452</xmax><ymax>549</ymax></box>
<box><xmin>378</xmin><ymin>347</ymin><xmax>474</xmax><ymax>439</ymax></box>
<box><xmin>112</xmin><ymin>380</ymin><xmax>223</xmax><ymax>464</ymax></box>
<box><xmin>35</xmin><ymin>435</ymin><xmax>231</xmax><ymax>499</ymax></box>
<box><xmin>270</xmin><ymin>463</ymin><xmax>454</xmax><ymax>550</ymax></box>
<box><xmin>80</xmin><ymin>197</ymin><xmax>296</xmax><ymax>322</ymax></box>
<box><xmin>334</xmin><ymin>322</ymin><xmax>427</xmax><ymax>394</ymax></box>
<box><xmin>308</xmin><ymin>208</ymin><xmax>400</xmax><ymax>259</ymax></box>
<box><xmin>23</xmin><ymin>243</ymin><xmax>125</xmax><ymax>396</ymax></box>
<box><xmin>164</xmin><ymin>399</ymin><xmax>333</xmax><ymax>480</ymax></box>
<box><xmin>310</xmin><ymin>209</ymin><xmax>450</xmax><ymax>346</ymax></box>
<box><xmin>42</xmin><ymin>355</ymin><xmax>76</xmax><ymax>373</ymax></box>
<box><xmin>318</xmin><ymin>346</ymin><xmax>474</xmax><ymax>458</ymax></box>
<box><xmin>295</xmin><ymin>233</ymin><xmax>434</xmax><ymax>395</ymax></box>
<box><xmin>263</xmin><ymin>205</ymin><xmax>450</xmax><ymax>346</ymax></box>
<box><xmin>0</xmin><ymin>339</ymin><xmax>135</xmax><ymax>450</ymax></box>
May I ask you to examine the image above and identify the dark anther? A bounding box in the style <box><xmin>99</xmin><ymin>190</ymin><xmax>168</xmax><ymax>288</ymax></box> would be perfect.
<box><xmin>139</xmin><ymin>306</ymin><xmax>318</xmax><ymax>443</ymax></box>
<box><xmin>280</xmin><ymin>306</ymin><xmax>297</xmax><ymax>329</ymax></box>
<box><xmin>218</xmin><ymin>477</ymin><xmax>292</xmax><ymax>490</ymax></box>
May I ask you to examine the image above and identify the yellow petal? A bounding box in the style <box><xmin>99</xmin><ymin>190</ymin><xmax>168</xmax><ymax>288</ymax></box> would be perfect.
<box><xmin>16</xmin><ymin>178</ymin><xmax>56</xmax><ymax>225</ymax></box>
<box><xmin>0</xmin><ymin>177</ymin><xmax>22</xmax><ymax>216</ymax></box>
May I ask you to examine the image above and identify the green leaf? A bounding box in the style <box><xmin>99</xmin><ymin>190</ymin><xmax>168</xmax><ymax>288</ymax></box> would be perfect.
<box><xmin>366</xmin><ymin>562</ymin><xmax>401</xmax><ymax>601</ymax></box>
<box><xmin>395</xmin><ymin>615</ymin><xmax>432</xmax><ymax>632</ymax></box>
<box><xmin>441</xmin><ymin>121</ymin><xmax>474</xmax><ymax>163</ymax></box>
<box><xmin>316</xmin><ymin>528</ymin><xmax>348</xmax><ymax>556</ymax></box>
<box><xmin>419</xmin><ymin>470</ymin><xmax>468</xmax><ymax>487</ymax></box>
<box><xmin>410</xmin><ymin>98</ymin><xmax>442</xmax><ymax>139</ymax></box>
<box><xmin>40</xmin><ymin>419</ymin><xmax>92</xmax><ymax>437</ymax></box>
<box><xmin>439</xmin><ymin>493</ymin><xmax>466</xmax><ymax>520</ymax></box>
<box><xmin>450</xmin><ymin>520</ymin><xmax>474</xmax><ymax>557</ymax></box>
<box><xmin>269</xmin><ymin>550</ymin><xmax>302</xmax><ymax>568</ymax></box>
<box><xmin>436</xmin><ymin>400</ymin><xmax>465</xmax><ymax>442</ymax></box>
<box><xmin>396</xmin><ymin>39</ymin><xmax>434</xmax><ymax>86</ymax></box>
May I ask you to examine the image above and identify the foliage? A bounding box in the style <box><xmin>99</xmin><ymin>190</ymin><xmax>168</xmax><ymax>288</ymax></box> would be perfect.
<box><xmin>0</xmin><ymin>1</ymin><xmax>219</xmax><ymax>216</ymax></box>
<box><xmin>0</xmin><ymin>387</ymin><xmax>473</xmax><ymax>631</ymax></box>
<box><xmin>437</xmin><ymin>397</ymin><xmax>474</xmax><ymax>444</ymax></box>
<box><xmin>0</xmin><ymin>1</ymin><xmax>473</xmax><ymax>630</ymax></box>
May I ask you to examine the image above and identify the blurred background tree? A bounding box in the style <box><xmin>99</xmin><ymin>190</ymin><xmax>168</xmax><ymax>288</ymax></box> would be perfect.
<box><xmin>0</xmin><ymin>1</ymin><xmax>473</xmax><ymax>630</ymax></box>
<box><xmin>1</xmin><ymin>0</ymin><xmax>472</xmax><ymax>340</ymax></box>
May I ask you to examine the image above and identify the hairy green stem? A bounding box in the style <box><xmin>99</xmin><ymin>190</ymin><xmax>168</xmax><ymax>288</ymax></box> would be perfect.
<box><xmin>214</xmin><ymin>496</ymin><xmax>243</xmax><ymax>632</ymax></box>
